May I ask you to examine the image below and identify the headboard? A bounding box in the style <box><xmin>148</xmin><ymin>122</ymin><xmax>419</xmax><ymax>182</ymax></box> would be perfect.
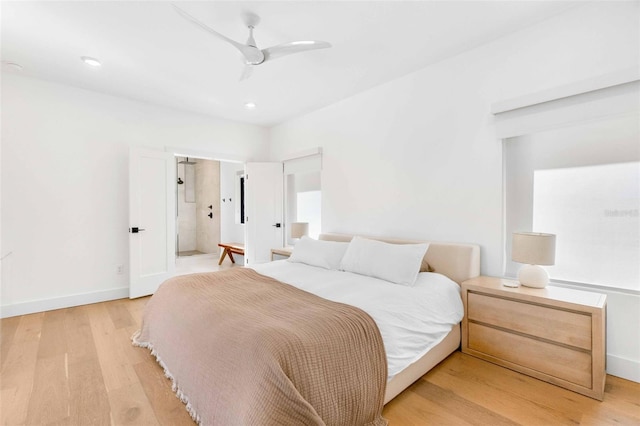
<box><xmin>318</xmin><ymin>233</ymin><xmax>480</xmax><ymax>285</ymax></box>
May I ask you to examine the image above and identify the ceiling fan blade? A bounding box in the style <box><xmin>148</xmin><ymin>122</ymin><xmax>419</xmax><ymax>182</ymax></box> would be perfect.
<box><xmin>239</xmin><ymin>64</ymin><xmax>253</xmax><ymax>81</ymax></box>
<box><xmin>172</xmin><ymin>4</ymin><xmax>263</xmax><ymax>64</ymax></box>
<box><xmin>262</xmin><ymin>41</ymin><xmax>331</xmax><ymax>63</ymax></box>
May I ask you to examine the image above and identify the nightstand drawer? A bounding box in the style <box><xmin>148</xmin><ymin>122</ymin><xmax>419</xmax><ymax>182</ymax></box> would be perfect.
<box><xmin>468</xmin><ymin>323</ymin><xmax>592</xmax><ymax>388</ymax></box>
<box><xmin>467</xmin><ymin>292</ymin><xmax>591</xmax><ymax>350</ymax></box>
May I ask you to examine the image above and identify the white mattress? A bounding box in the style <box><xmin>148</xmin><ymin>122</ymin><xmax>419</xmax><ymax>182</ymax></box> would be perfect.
<box><xmin>251</xmin><ymin>260</ymin><xmax>464</xmax><ymax>381</ymax></box>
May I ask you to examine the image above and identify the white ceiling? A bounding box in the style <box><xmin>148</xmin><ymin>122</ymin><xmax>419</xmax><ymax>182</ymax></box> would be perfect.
<box><xmin>1</xmin><ymin>1</ymin><xmax>578</xmax><ymax>127</ymax></box>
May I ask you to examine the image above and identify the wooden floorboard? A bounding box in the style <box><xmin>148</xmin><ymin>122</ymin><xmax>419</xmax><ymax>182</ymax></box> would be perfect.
<box><xmin>105</xmin><ymin>301</ymin><xmax>135</xmax><ymax>330</ymax></box>
<box><xmin>133</xmin><ymin>358</ymin><xmax>195</xmax><ymax>426</ymax></box>
<box><xmin>65</xmin><ymin>306</ymin><xmax>111</xmax><ymax>425</ymax></box>
<box><xmin>24</xmin><ymin>354</ymin><xmax>69</xmax><ymax>425</ymax></box>
<box><xmin>0</xmin><ymin>315</ymin><xmax>20</xmax><ymax>370</ymax></box>
<box><xmin>1</xmin><ymin>297</ymin><xmax>639</xmax><ymax>425</ymax></box>
<box><xmin>0</xmin><ymin>312</ymin><xmax>44</xmax><ymax>425</ymax></box>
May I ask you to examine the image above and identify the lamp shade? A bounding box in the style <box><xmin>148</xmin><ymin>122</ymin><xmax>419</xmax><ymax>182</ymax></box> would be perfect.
<box><xmin>290</xmin><ymin>222</ymin><xmax>309</xmax><ymax>239</ymax></box>
<box><xmin>512</xmin><ymin>232</ymin><xmax>556</xmax><ymax>265</ymax></box>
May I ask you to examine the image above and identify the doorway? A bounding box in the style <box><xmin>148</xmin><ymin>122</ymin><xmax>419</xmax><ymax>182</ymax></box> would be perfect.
<box><xmin>174</xmin><ymin>155</ymin><xmax>245</xmax><ymax>274</ymax></box>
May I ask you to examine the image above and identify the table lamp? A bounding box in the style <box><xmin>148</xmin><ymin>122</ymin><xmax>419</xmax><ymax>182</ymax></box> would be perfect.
<box><xmin>290</xmin><ymin>222</ymin><xmax>309</xmax><ymax>242</ymax></box>
<box><xmin>512</xmin><ymin>232</ymin><xmax>556</xmax><ymax>288</ymax></box>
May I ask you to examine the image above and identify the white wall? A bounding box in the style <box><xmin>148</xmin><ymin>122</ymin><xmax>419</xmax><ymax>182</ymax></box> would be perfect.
<box><xmin>1</xmin><ymin>74</ymin><xmax>268</xmax><ymax>316</ymax></box>
<box><xmin>269</xmin><ymin>2</ymin><xmax>640</xmax><ymax>381</ymax></box>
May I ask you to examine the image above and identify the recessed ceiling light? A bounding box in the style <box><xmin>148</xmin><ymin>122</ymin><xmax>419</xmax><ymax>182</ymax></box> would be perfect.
<box><xmin>81</xmin><ymin>56</ymin><xmax>101</xmax><ymax>67</ymax></box>
<box><xmin>244</xmin><ymin>102</ymin><xmax>256</xmax><ymax>110</ymax></box>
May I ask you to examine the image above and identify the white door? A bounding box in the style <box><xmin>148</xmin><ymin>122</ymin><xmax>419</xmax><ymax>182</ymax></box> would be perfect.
<box><xmin>244</xmin><ymin>162</ymin><xmax>284</xmax><ymax>265</ymax></box>
<box><xmin>129</xmin><ymin>147</ymin><xmax>176</xmax><ymax>298</ymax></box>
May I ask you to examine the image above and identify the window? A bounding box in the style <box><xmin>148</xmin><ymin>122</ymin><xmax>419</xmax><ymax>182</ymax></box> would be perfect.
<box><xmin>533</xmin><ymin>162</ymin><xmax>639</xmax><ymax>289</ymax></box>
<box><xmin>285</xmin><ymin>171</ymin><xmax>321</xmax><ymax>244</ymax></box>
<box><xmin>504</xmin><ymin>114</ymin><xmax>639</xmax><ymax>291</ymax></box>
<box><xmin>234</xmin><ymin>171</ymin><xmax>245</xmax><ymax>224</ymax></box>
<box><xmin>296</xmin><ymin>190</ymin><xmax>321</xmax><ymax>239</ymax></box>
<box><xmin>284</xmin><ymin>153</ymin><xmax>322</xmax><ymax>245</ymax></box>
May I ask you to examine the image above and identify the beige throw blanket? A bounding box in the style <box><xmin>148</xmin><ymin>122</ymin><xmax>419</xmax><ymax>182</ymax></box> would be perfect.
<box><xmin>133</xmin><ymin>268</ymin><xmax>387</xmax><ymax>425</ymax></box>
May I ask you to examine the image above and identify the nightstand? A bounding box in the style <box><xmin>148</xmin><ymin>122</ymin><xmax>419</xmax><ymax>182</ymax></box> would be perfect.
<box><xmin>461</xmin><ymin>276</ymin><xmax>606</xmax><ymax>400</ymax></box>
<box><xmin>270</xmin><ymin>247</ymin><xmax>293</xmax><ymax>261</ymax></box>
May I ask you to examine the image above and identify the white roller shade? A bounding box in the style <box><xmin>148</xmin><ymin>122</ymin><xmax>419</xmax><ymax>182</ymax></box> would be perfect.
<box><xmin>284</xmin><ymin>153</ymin><xmax>322</xmax><ymax>175</ymax></box>
<box><xmin>493</xmin><ymin>70</ymin><xmax>639</xmax><ymax>139</ymax></box>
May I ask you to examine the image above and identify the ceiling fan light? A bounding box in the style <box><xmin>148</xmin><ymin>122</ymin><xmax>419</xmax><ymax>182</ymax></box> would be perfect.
<box><xmin>244</xmin><ymin>102</ymin><xmax>257</xmax><ymax>110</ymax></box>
<box><xmin>81</xmin><ymin>56</ymin><xmax>101</xmax><ymax>67</ymax></box>
<box><xmin>3</xmin><ymin>61</ymin><xmax>23</xmax><ymax>71</ymax></box>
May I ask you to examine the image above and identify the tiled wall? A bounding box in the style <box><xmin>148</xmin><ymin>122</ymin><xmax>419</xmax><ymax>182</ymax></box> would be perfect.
<box><xmin>177</xmin><ymin>159</ymin><xmax>197</xmax><ymax>252</ymax></box>
<box><xmin>195</xmin><ymin>159</ymin><xmax>220</xmax><ymax>254</ymax></box>
<box><xmin>176</xmin><ymin>157</ymin><xmax>220</xmax><ymax>254</ymax></box>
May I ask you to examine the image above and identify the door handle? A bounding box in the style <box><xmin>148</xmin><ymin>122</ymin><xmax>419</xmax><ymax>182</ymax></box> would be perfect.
<box><xmin>272</xmin><ymin>223</ymin><xmax>281</xmax><ymax>228</ymax></box>
<box><xmin>130</xmin><ymin>227</ymin><xmax>146</xmax><ymax>233</ymax></box>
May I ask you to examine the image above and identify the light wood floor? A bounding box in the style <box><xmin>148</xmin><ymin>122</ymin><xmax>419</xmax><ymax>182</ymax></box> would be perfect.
<box><xmin>1</xmin><ymin>297</ymin><xmax>639</xmax><ymax>425</ymax></box>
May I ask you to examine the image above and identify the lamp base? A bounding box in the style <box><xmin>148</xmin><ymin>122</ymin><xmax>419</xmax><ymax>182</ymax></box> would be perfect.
<box><xmin>517</xmin><ymin>264</ymin><xmax>549</xmax><ymax>288</ymax></box>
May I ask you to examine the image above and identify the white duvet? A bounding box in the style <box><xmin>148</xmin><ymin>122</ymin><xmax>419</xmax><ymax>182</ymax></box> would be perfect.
<box><xmin>251</xmin><ymin>260</ymin><xmax>464</xmax><ymax>382</ymax></box>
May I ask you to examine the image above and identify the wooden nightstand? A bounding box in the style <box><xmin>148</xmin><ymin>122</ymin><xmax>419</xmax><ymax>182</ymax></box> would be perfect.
<box><xmin>270</xmin><ymin>247</ymin><xmax>293</xmax><ymax>261</ymax></box>
<box><xmin>461</xmin><ymin>276</ymin><xmax>606</xmax><ymax>400</ymax></box>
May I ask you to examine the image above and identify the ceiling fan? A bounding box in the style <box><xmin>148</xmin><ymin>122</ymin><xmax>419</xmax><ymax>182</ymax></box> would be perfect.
<box><xmin>173</xmin><ymin>4</ymin><xmax>332</xmax><ymax>80</ymax></box>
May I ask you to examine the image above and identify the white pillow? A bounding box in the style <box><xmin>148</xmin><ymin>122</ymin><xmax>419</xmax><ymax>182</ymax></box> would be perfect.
<box><xmin>339</xmin><ymin>237</ymin><xmax>429</xmax><ymax>286</ymax></box>
<box><xmin>288</xmin><ymin>236</ymin><xmax>349</xmax><ymax>270</ymax></box>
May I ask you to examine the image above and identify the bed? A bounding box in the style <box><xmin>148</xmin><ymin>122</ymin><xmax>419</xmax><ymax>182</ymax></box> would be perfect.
<box><xmin>133</xmin><ymin>233</ymin><xmax>480</xmax><ymax>425</ymax></box>
<box><xmin>315</xmin><ymin>233</ymin><xmax>480</xmax><ymax>403</ymax></box>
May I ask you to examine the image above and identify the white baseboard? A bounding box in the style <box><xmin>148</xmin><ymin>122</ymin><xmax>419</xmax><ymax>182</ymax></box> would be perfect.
<box><xmin>607</xmin><ymin>354</ymin><xmax>640</xmax><ymax>383</ymax></box>
<box><xmin>0</xmin><ymin>287</ymin><xmax>129</xmax><ymax>319</ymax></box>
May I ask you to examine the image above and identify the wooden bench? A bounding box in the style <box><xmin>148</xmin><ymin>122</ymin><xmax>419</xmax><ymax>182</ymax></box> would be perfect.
<box><xmin>218</xmin><ymin>242</ymin><xmax>244</xmax><ymax>265</ymax></box>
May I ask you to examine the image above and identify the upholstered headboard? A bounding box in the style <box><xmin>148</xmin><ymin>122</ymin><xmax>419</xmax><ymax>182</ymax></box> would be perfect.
<box><xmin>318</xmin><ymin>233</ymin><xmax>480</xmax><ymax>285</ymax></box>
